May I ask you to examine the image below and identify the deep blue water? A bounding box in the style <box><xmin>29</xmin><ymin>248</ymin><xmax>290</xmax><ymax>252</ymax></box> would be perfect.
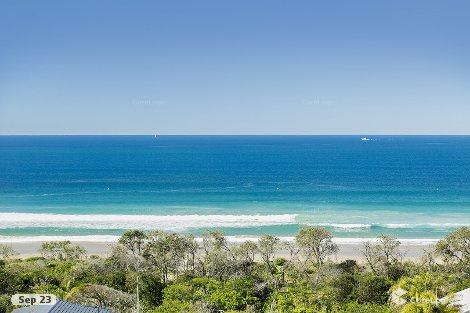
<box><xmin>1</xmin><ymin>135</ymin><xmax>469</xmax><ymax>239</ymax></box>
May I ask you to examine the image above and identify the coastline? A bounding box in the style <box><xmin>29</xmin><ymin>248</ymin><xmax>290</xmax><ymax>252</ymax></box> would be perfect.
<box><xmin>0</xmin><ymin>236</ymin><xmax>436</xmax><ymax>260</ymax></box>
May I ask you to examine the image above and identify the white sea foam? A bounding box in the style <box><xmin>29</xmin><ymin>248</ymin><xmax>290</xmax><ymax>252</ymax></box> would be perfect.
<box><xmin>314</xmin><ymin>223</ymin><xmax>372</xmax><ymax>229</ymax></box>
<box><xmin>308</xmin><ymin>222</ymin><xmax>470</xmax><ymax>230</ymax></box>
<box><xmin>0</xmin><ymin>213</ymin><xmax>297</xmax><ymax>231</ymax></box>
<box><xmin>384</xmin><ymin>223</ymin><xmax>470</xmax><ymax>229</ymax></box>
<box><xmin>1</xmin><ymin>213</ymin><xmax>467</xmax><ymax>232</ymax></box>
<box><xmin>0</xmin><ymin>235</ymin><xmax>120</xmax><ymax>243</ymax></box>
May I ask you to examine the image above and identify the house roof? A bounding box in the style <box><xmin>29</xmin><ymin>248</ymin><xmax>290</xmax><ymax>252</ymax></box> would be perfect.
<box><xmin>389</xmin><ymin>287</ymin><xmax>407</xmax><ymax>306</ymax></box>
<box><xmin>438</xmin><ymin>286</ymin><xmax>470</xmax><ymax>313</ymax></box>
<box><xmin>12</xmin><ymin>300</ymin><xmax>112</xmax><ymax>313</ymax></box>
<box><xmin>452</xmin><ymin>287</ymin><xmax>470</xmax><ymax>313</ymax></box>
<box><xmin>11</xmin><ymin>305</ymin><xmax>53</xmax><ymax>313</ymax></box>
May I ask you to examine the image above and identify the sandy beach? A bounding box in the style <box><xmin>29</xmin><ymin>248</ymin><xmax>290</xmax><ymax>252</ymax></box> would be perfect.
<box><xmin>3</xmin><ymin>240</ymin><xmax>434</xmax><ymax>262</ymax></box>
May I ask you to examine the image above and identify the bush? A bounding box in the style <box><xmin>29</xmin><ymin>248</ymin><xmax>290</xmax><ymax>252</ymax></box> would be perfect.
<box><xmin>0</xmin><ymin>295</ymin><xmax>13</xmax><ymax>313</ymax></box>
<box><xmin>151</xmin><ymin>300</ymin><xmax>196</xmax><ymax>313</ymax></box>
<box><xmin>331</xmin><ymin>302</ymin><xmax>392</xmax><ymax>313</ymax></box>
<box><xmin>354</xmin><ymin>273</ymin><xmax>392</xmax><ymax>304</ymax></box>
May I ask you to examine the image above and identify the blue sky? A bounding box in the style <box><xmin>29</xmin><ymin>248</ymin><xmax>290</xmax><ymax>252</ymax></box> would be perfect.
<box><xmin>0</xmin><ymin>0</ymin><xmax>469</xmax><ymax>134</ymax></box>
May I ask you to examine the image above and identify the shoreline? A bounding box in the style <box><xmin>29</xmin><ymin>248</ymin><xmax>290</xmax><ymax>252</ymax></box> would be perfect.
<box><xmin>0</xmin><ymin>235</ymin><xmax>440</xmax><ymax>245</ymax></box>
<box><xmin>0</xmin><ymin>236</ymin><xmax>436</xmax><ymax>261</ymax></box>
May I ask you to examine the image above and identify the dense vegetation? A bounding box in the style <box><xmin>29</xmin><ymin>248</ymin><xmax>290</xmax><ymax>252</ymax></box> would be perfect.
<box><xmin>1</xmin><ymin>227</ymin><xmax>470</xmax><ymax>313</ymax></box>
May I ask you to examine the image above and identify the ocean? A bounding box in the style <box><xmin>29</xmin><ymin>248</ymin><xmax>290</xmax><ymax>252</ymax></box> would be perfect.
<box><xmin>1</xmin><ymin>135</ymin><xmax>469</xmax><ymax>243</ymax></box>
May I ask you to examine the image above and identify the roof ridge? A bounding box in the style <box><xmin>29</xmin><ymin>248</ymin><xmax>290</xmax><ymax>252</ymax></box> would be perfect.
<box><xmin>50</xmin><ymin>299</ymin><xmax>112</xmax><ymax>313</ymax></box>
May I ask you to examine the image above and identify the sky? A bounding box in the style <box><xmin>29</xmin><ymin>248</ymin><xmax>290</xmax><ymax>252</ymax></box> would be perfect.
<box><xmin>0</xmin><ymin>0</ymin><xmax>469</xmax><ymax>135</ymax></box>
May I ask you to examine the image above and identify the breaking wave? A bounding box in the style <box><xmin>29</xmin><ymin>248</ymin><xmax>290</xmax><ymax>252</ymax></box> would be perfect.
<box><xmin>0</xmin><ymin>213</ymin><xmax>468</xmax><ymax>236</ymax></box>
<box><xmin>0</xmin><ymin>213</ymin><xmax>297</xmax><ymax>231</ymax></box>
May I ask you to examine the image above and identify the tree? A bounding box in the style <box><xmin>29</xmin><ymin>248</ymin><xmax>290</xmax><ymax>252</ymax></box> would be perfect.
<box><xmin>234</xmin><ymin>241</ymin><xmax>258</xmax><ymax>265</ymax></box>
<box><xmin>0</xmin><ymin>245</ymin><xmax>18</xmax><ymax>260</ymax></box>
<box><xmin>295</xmin><ymin>226</ymin><xmax>338</xmax><ymax>267</ymax></box>
<box><xmin>379</xmin><ymin>235</ymin><xmax>401</xmax><ymax>264</ymax></box>
<box><xmin>198</xmin><ymin>231</ymin><xmax>235</xmax><ymax>279</ymax></box>
<box><xmin>362</xmin><ymin>235</ymin><xmax>402</xmax><ymax>278</ymax></box>
<box><xmin>202</xmin><ymin>230</ymin><xmax>227</xmax><ymax>253</ymax></box>
<box><xmin>40</xmin><ymin>241</ymin><xmax>86</xmax><ymax>261</ymax></box>
<box><xmin>435</xmin><ymin>226</ymin><xmax>470</xmax><ymax>271</ymax></box>
<box><xmin>67</xmin><ymin>284</ymin><xmax>135</xmax><ymax>313</ymax></box>
<box><xmin>283</xmin><ymin>240</ymin><xmax>300</xmax><ymax>261</ymax></box>
<box><xmin>420</xmin><ymin>248</ymin><xmax>438</xmax><ymax>272</ymax></box>
<box><xmin>143</xmin><ymin>231</ymin><xmax>195</xmax><ymax>282</ymax></box>
<box><xmin>108</xmin><ymin>244</ymin><xmax>145</xmax><ymax>272</ymax></box>
<box><xmin>119</xmin><ymin>230</ymin><xmax>147</xmax><ymax>255</ymax></box>
<box><xmin>232</xmin><ymin>241</ymin><xmax>258</xmax><ymax>276</ymax></box>
<box><xmin>363</xmin><ymin>241</ymin><xmax>382</xmax><ymax>274</ymax></box>
<box><xmin>258</xmin><ymin>235</ymin><xmax>279</xmax><ymax>276</ymax></box>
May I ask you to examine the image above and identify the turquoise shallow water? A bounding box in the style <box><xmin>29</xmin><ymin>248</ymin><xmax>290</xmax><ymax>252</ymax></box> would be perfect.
<box><xmin>0</xmin><ymin>135</ymin><xmax>469</xmax><ymax>240</ymax></box>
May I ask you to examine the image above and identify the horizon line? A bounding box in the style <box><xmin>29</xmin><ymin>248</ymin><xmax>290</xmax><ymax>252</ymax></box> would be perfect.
<box><xmin>1</xmin><ymin>134</ymin><xmax>470</xmax><ymax>136</ymax></box>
